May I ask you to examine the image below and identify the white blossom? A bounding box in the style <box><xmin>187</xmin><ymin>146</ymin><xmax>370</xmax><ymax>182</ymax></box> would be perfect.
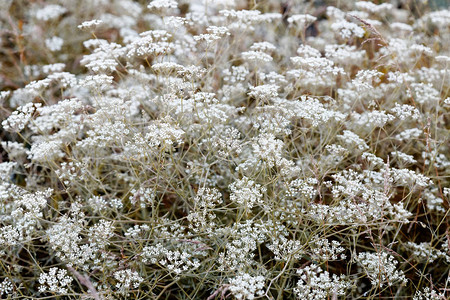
<box><xmin>228</xmin><ymin>273</ymin><xmax>265</xmax><ymax>300</ymax></box>
<box><xmin>356</xmin><ymin>252</ymin><xmax>407</xmax><ymax>287</ymax></box>
<box><xmin>35</xmin><ymin>5</ymin><xmax>67</xmax><ymax>21</ymax></box>
<box><xmin>78</xmin><ymin>19</ymin><xmax>103</xmax><ymax>30</ymax></box>
<box><xmin>38</xmin><ymin>268</ymin><xmax>73</xmax><ymax>294</ymax></box>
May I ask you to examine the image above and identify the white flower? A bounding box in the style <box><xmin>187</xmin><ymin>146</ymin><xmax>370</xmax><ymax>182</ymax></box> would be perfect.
<box><xmin>38</xmin><ymin>268</ymin><xmax>73</xmax><ymax>294</ymax></box>
<box><xmin>355</xmin><ymin>1</ymin><xmax>393</xmax><ymax>13</ymax></box>
<box><xmin>42</xmin><ymin>63</ymin><xmax>66</xmax><ymax>74</ymax></box>
<box><xmin>79</xmin><ymin>74</ymin><xmax>114</xmax><ymax>90</ymax></box>
<box><xmin>414</xmin><ymin>287</ymin><xmax>445</xmax><ymax>300</ymax></box>
<box><xmin>147</xmin><ymin>0</ymin><xmax>177</xmax><ymax>10</ymax></box>
<box><xmin>114</xmin><ymin>269</ymin><xmax>143</xmax><ymax>295</ymax></box>
<box><xmin>35</xmin><ymin>5</ymin><xmax>67</xmax><ymax>21</ymax></box>
<box><xmin>2</xmin><ymin>102</ymin><xmax>42</xmax><ymax>132</ymax></box>
<box><xmin>250</xmin><ymin>42</ymin><xmax>276</xmax><ymax>53</ymax></box>
<box><xmin>356</xmin><ymin>252</ymin><xmax>407</xmax><ymax>287</ymax></box>
<box><xmin>229</xmin><ymin>177</ymin><xmax>266</xmax><ymax>209</ymax></box>
<box><xmin>390</xmin><ymin>22</ymin><xmax>413</xmax><ymax>32</ymax></box>
<box><xmin>391</xmin><ymin>103</ymin><xmax>420</xmax><ymax>120</ymax></box>
<box><xmin>0</xmin><ymin>278</ymin><xmax>13</xmax><ymax>296</ymax></box>
<box><xmin>242</xmin><ymin>51</ymin><xmax>273</xmax><ymax>64</ymax></box>
<box><xmin>337</xmin><ymin>130</ymin><xmax>368</xmax><ymax>151</ymax></box>
<box><xmin>331</xmin><ymin>20</ymin><xmax>365</xmax><ymax>39</ymax></box>
<box><xmin>78</xmin><ymin>19</ymin><xmax>103</xmax><ymax>31</ymax></box>
<box><xmin>142</xmin><ymin>243</ymin><xmax>202</xmax><ymax>274</ymax></box>
<box><xmin>295</xmin><ymin>264</ymin><xmax>350</xmax><ymax>299</ymax></box>
<box><xmin>311</xmin><ymin>237</ymin><xmax>346</xmax><ymax>261</ymax></box>
<box><xmin>267</xmin><ymin>236</ymin><xmax>304</xmax><ymax>261</ymax></box>
<box><xmin>27</xmin><ymin>141</ymin><xmax>65</xmax><ymax>162</ymax></box>
<box><xmin>391</xmin><ymin>151</ymin><xmax>417</xmax><ymax>165</ymax></box>
<box><xmin>88</xmin><ymin>219</ymin><xmax>114</xmax><ymax>248</ymax></box>
<box><xmin>45</xmin><ymin>36</ymin><xmax>64</xmax><ymax>52</ymax></box>
<box><xmin>252</xmin><ymin>133</ymin><xmax>285</xmax><ymax>168</ymax></box>
<box><xmin>287</xmin><ymin>14</ymin><xmax>316</xmax><ymax>27</ymax></box>
<box><xmin>248</xmin><ymin>84</ymin><xmax>278</xmax><ymax>103</ymax></box>
<box><xmin>228</xmin><ymin>273</ymin><xmax>265</xmax><ymax>300</ymax></box>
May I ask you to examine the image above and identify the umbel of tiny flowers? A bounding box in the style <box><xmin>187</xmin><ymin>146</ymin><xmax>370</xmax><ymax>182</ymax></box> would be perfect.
<box><xmin>38</xmin><ymin>268</ymin><xmax>73</xmax><ymax>295</ymax></box>
<box><xmin>78</xmin><ymin>19</ymin><xmax>103</xmax><ymax>31</ymax></box>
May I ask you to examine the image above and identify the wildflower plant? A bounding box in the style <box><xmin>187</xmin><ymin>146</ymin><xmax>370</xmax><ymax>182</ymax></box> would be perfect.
<box><xmin>0</xmin><ymin>0</ymin><xmax>449</xmax><ymax>299</ymax></box>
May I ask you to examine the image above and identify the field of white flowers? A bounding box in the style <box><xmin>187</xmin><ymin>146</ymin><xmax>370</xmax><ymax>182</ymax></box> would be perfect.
<box><xmin>0</xmin><ymin>0</ymin><xmax>449</xmax><ymax>299</ymax></box>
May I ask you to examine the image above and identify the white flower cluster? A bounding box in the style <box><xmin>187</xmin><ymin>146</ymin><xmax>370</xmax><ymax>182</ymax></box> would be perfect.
<box><xmin>362</xmin><ymin>152</ymin><xmax>384</xmax><ymax>167</ymax></box>
<box><xmin>0</xmin><ymin>0</ymin><xmax>448</xmax><ymax>298</ymax></box>
<box><xmin>45</xmin><ymin>36</ymin><xmax>64</xmax><ymax>52</ymax></box>
<box><xmin>413</xmin><ymin>287</ymin><xmax>445</xmax><ymax>300</ymax></box>
<box><xmin>308</xmin><ymin>169</ymin><xmax>412</xmax><ymax>225</ymax></box>
<box><xmin>391</xmin><ymin>103</ymin><xmax>421</xmax><ymax>121</ymax></box>
<box><xmin>124</xmin><ymin>224</ymin><xmax>150</xmax><ymax>240</ymax></box>
<box><xmin>422</xmin><ymin>148</ymin><xmax>450</xmax><ymax>169</ymax></box>
<box><xmin>390</xmin><ymin>168</ymin><xmax>431</xmax><ymax>189</ymax></box>
<box><xmin>405</xmin><ymin>242</ymin><xmax>448</xmax><ymax>263</ymax></box>
<box><xmin>46</xmin><ymin>214</ymin><xmax>98</xmax><ymax>269</ymax></box>
<box><xmin>422</xmin><ymin>188</ymin><xmax>446</xmax><ymax>213</ymax></box>
<box><xmin>242</xmin><ymin>50</ymin><xmax>273</xmax><ymax>64</ymax></box>
<box><xmin>391</xmin><ymin>150</ymin><xmax>417</xmax><ymax>165</ymax></box>
<box><xmin>294</xmin><ymin>264</ymin><xmax>350</xmax><ymax>299</ymax></box>
<box><xmin>79</xmin><ymin>74</ymin><xmax>114</xmax><ymax>90</ymax></box>
<box><xmin>200</xmin><ymin>125</ymin><xmax>242</xmax><ymax>157</ymax></box>
<box><xmin>287</xmin><ymin>96</ymin><xmax>345</xmax><ymax>127</ymax></box>
<box><xmin>141</xmin><ymin>243</ymin><xmax>203</xmax><ymax>275</ymax></box>
<box><xmin>0</xmin><ymin>145</ymin><xmax>15</xmax><ymax>166</ymax></box>
<box><xmin>286</xmin><ymin>178</ymin><xmax>317</xmax><ymax>200</ymax></box>
<box><xmin>87</xmin><ymin>219</ymin><xmax>114</xmax><ymax>248</ymax></box>
<box><xmin>0</xmin><ymin>188</ymin><xmax>52</xmax><ymax>248</ymax></box>
<box><xmin>38</xmin><ymin>268</ymin><xmax>73</xmax><ymax>294</ymax></box>
<box><xmin>0</xmin><ymin>278</ymin><xmax>13</xmax><ymax>297</ymax></box>
<box><xmin>250</xmin><ymin>42</ymin><xmax>276</xmax><ymax>53</ymax></box>
<box><xmin>80</xmin><ymin>42</ymin><xmax>122</xmax><ymax>73</ymax></box>
<box><xmin>325</xmin><ymin>44</ymin><xmax>366</xmax><ymax>65</ymax></box>
<box><xmin>87</xmin><ymin>195</ymin><xmax>123</xmax><ymax>212</ymax></box>
<box><xmin>337</xmin><ymin>130</ymin><xmax>368</xmax><ymax>151</ymax></box>
<box><xmin>217</xmin><ymin>221</ymin><xmax>269</xmax><ymax>271</ymax></box>
<box><xmin>356</xmin><ymin>251</ymin><xmax>407</xmax><ymax>287</ymax></box>
<box><xmin>331</xmin><ymin>19</ymin><xmax>365</xmax><ymax>39</ymax></box>
<box><xmin>355</xmin><ymin>1</ymin><xmax>393</xmax><ymax>13</ymax></box>
<box><xmin>129</xmin><ymin>187</ymin><xmax>156</xmax><ymax>208</ymax></box>
<box><xmin>147</xmin><ymin>0</ymin><xmax>177</xmax><ymax>10</ymax></box>
<box><xmin>311</xmin><ymin>236</ymin><xmax>346</xmax><ymax>261</ymax></box>
<box><xmin>248</xmin><ymin>84</ymin><xmax>278</xmax><ymax>103</ymax></box>
<box><xmin>251</xmin><ymin>133</ymin><xmax>289</xmax><ymax>169</ymax></box>
<box><xmin>353</xmin><ymin>110</ymin><xmax>394</xmax><ymax>130</ymax></box>
<box><xmin>409</xmin><ymin>83</ymin><xmax>441</xmax><ymax>105</ymax></box>
<box><xmin>288</xmin><ymin>50</ymin><xmax>345</xmax><ymax>89</ymax></box>
<box><xmin>228</xmin><ymin>273</ymin><xmax>265</xmax><ymax>300</ymax></box>
<box><xmin>287</xmin><ymin>14</ymin><xmax>316</xmax><ymax>27</ymax></box>
<box><xmin>188</xmin><ymin>187</ymin><xmax>222</xmax><ymax>231</ymax></box>
<box><xmin>126</xmin><ymin>30</ymin><xmax>174</xmax><ymax>58</ymax></box>
<box><xmin>27</xmin><ymin>140</ymin><xmax>65</xmax><ymax>163</ymax></box>
<box><xmin>229</xmin><ymin>177</ymin><xmax>266</xmax><ymax>210</ymax></box>
<box><xmin>266</xmin><ymin>236</ymin><xmax>304</xmax><ymax>261</ymax></box>
<box><xmin>35</xmin><ymin>5</ymin><xmax>67</xmax><ymax>21</ymax></box>
<box><xmin>351</xmin><ymin>70</ymin><xmax>382</xmax><ymax>93</ymax></box>
<box><xmin>2</xmin><ymin>103</ymin><xmax>41</xmax><ymax>132</ymax></box>
<box><xmin>78</xmin><ymin>19</ymin><xmax>103</xmax><ymax>31</ymax></box>
<box><xmin>194</xmin><ymin>26</ymin><xmax>230</xmax><ymax>44</ymax></box>
<box><xmin>395</xmin><ymin>128</ymin><xmax>422</xmax><ymax>141</ymax></box>
<box><xmin>113</xmin><ymin>269</ymin><xmax>143</xmax><ymax>295</ymax></box>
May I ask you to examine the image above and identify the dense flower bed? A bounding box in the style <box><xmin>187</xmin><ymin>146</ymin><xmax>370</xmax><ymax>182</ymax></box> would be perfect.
<box><xmin>0</xmin><ymin>0</ymin><xmax>449</xmax><ymax>299</ymax></box>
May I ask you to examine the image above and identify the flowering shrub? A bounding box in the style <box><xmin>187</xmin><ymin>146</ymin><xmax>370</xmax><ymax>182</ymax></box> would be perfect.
<box><xmin>0</xmin><ymin>0</ymin><xmax>449</xmax><ymax>299</ymax></box>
